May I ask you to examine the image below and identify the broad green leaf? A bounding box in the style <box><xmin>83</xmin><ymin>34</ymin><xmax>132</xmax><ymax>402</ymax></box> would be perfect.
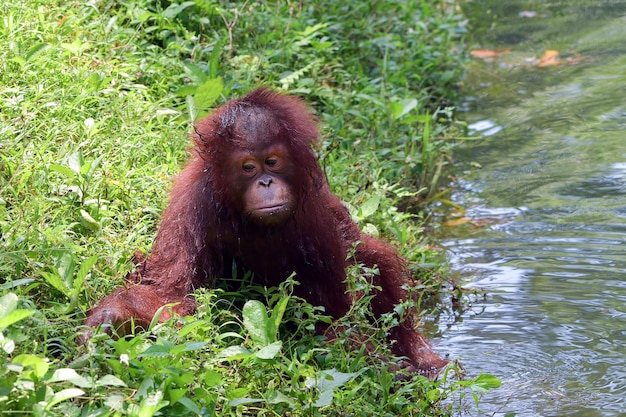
<box><xmin>44</xmin><ymin>388</ymin><xmax>85</xmax><ymax>410</ymax></box>
<box><xmin>361</xmin><ymin>223</ymin><xmax>379</xmax><ymax>237</ymax></box>
<box><xmin>471</xmin><ymin>373</ymin><xmax>502</xmax><ymax>392</ymax></box>
<box><xmin>178</xmin><ymin>319</ymin><xmax>207</xmax><ymax>337</ymax></box>
<box><xmin>140</xmin><ymin>342</ymin><xmax>174</xmax><ymax>357</ymax></box>
<box><xmin>389</xmin><ymin>99</ymin><xmax>421</xmax><ymax>120</ymax></box>
<box><xmin>55</xmin><ymin>251</ymin><xmax>75</xmax><ymax>284</ymax></box>
<box><xmin>219</xmin><ymin>345</ymin><xmax>252</xmax><ymax>361</ymax></box>
<box><xmin>203</xmin><ymin>370</ymin><xmax>223</xmax><ymax>387</ymax></box>
<box><xmin>0</xmin><ymin>309</ymin><xmax>33</xmax><ymax>329</ymax></box>
<box><xmin>242</xmin><ymin>300</ymin><xmax>270</xmax><ymax>345</ymax></box>
<box><xmin>426</xmin><ymin>387</ymin><xmax>443</xmax><ymax>402</ymax></box>
<box><xmin>39</xmin><ymin>271</ymin><xmax>69</xmax><ymax>296</ymax></box>
<box><xmin>316</xmin><ymin>369</ymin><xmax>356</xmax><ymax>392</ymax></box>
<box><xmin>48</xmin><ymin>368</ymin><xmax>80</xmax><ymax>382</ymax></box>
<box><xmin>80</xmin><ymin>209</ymin><xmax>100</xmax><ymax>231</ymax></box>
<box><xmin>255</xmin><ymin>341</ymin><xmax>282</xmax><ymax>360</ymax></box>
<box><xmin>398</xmin><ymin>98</ymin><xmax>418</xmax><ymax>118</ymax></box>
<box><xmin>49</xmin><ymin>163</ymin><xmax>76</xmax><ymax>179</ymax></box>
<box><xmin>171</xmin><ymin>341</ymin><xmax>208</xmax><ymax>354</ymax></box>
<box><xmin>74</xmin><ymin>255</ymin><xmax>98</xmax><ymax>292</ymax></box>
<box><xmin>209</xmin><ymin>39</ymin><xmax>224</xmax><ymax>79</ymax></box>
<box><xmin>82</xmin><ymin>154</ymin><xmax>104</xmax><ymax>177</ymax></box>
<box><xmin>105</xmin><ymin>393</ymin><xmax>126</xmax><ymax>411</ymax></box>
<box><xmin>388</xmin><ymin>102</ymin><xmax>403</xmax><ymax>119</ymax></box>
<box><xmin>177</xmin><ymin>397</ymin><xmax>203</xmax><ymax>414</ymax></box>
<box><xmin>186</xmin><ymin>95</ymin><xmax>197</xmax><ymax>122</ymax></box>
<box><xmin>163</xmin><ymin>1</ymin><xmax>195</xmax><ymax>19</ymax></box>
<box><xmin>136</xmin><ymin>390</ymin><xmax>168</xmax><ymax>417</ymax></box>
<box><xmin>313</xmin><ymin>389</ymin><xmax>333</xmax><ymax>408</ymax></box>
<box><xmin>359</xmin><ymin>194</ymin><xmax>381</xmax><ymax>218</ymax></box>
<box><xmin>68</xmin><ymin>152</ymin><xmax>83</xmax><ymax>175</ymax></box>
<box><xmin>167</xmin><ymin>388</ymin><xmax>186</xmax><ymax>405</ymax></box>
<box><xmin>0</xmin><ymin>293</ymin><xmax>18</xmax><ymax>318</ymax></box>
<box><xmin>3</xmin><ymin>337</ymin><xmax>15</xmax><ymax>354</ymax></box>
<box><xmin>268</xmin><ymin>296</ymin><xmax>289</xmax><ymax>341</ymax></box>
<box><xmin>193</xmin><ymin>77</ymin><xmax>223</xmax><ymax>113</ymax></box>
<box><xmin>48</xmin><ymin>368</ymin><xmax>94</xmax><ymax>388</ymax></box>
<box><xmin>183</xmin><ymin>61</ymin><xmax>208</xmax><ymax>83</ymax></box>
<box><xmin>13</xmin><ymin>354</ymin><xmax>49</xmax><ymax>379</ymax></box>
<box><xmin>267</xmin><ymin>390</ymin><xmax>294</xmax><ymax>406</ymax></box>
<box><xmin>96</xmin><ymin>375</ymin><xmax>127</xmax><ymax>387</ymax></box>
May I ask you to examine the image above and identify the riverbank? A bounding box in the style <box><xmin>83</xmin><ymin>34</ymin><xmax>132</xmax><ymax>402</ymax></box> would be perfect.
<box><xmin>0</xmin><ymin>1</ymin><xmax>498</xmax><ymax>414</ymax></box>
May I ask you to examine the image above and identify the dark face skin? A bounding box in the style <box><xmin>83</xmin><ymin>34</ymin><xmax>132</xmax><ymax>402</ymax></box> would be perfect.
<box><xmin>232</xmin><ymin>143</ymin><xmax>296</xmax><ymax>226</ymax></box>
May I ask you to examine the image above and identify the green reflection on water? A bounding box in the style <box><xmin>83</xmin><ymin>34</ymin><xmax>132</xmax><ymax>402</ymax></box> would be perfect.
<box><xmin>446</xmin><ymin>1</ymin><xmax>626</xmax><ymax>416</ymax></box>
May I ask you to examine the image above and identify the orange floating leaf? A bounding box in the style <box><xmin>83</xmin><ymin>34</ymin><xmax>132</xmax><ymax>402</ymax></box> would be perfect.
<box><xmin>470</xmin><ymin>48</ymin><xmax>510</xmax><ymax>60</ymax></box>
<box><xmin>541</xmin><ymin>50</ymin><xmax>559</xmax><ymax>59</ymax></box>
<box><xmin>443</xmin><ymin>217</ymin><xmax>472</xmax><ymax>227</ymax></box>
<box><xmin>538</xmin><ymin>49</ymin><xmax>561</xmax><ymax>67</ymax></box>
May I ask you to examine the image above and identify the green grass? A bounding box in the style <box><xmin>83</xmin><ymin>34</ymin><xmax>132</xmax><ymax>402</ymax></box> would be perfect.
<box><xmin>0</xmin><ymin>0</ymin><xmax>500</xmax><ymax>415</ymax></box>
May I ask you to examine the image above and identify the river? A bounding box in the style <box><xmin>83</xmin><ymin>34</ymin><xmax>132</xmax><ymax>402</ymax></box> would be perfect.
<box><xmin>437</xmin><ymin>1</ymin><xmax>626</xmax><ymax>416</ymax></box>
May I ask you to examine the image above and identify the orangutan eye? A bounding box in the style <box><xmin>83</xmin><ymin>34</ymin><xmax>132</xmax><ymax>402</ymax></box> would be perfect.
<box><xmin>242</xmin><ymin>162</ymin><xmax>256</xmax><ymax>173</ymax></box>
<box><xmin>265</xmin><ymin>157</ymin><xmax>279</xmax><ymax>167</ymax></box>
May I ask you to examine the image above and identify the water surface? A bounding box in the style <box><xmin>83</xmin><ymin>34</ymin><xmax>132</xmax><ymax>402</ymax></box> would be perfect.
<box><xmin>438</xmin><ymin>2</ymin><xmax>626</xmax><ymax>416</ymax></box>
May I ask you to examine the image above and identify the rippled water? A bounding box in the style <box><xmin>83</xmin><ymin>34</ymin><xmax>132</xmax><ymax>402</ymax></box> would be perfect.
<box><xmin>437</xmin><ymin>2</ymin><xmax>626</xmax><ymax>416</ymax></box>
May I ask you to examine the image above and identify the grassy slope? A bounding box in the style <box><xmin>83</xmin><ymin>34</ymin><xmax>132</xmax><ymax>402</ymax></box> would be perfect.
<box><xmin>0</xmin><ymin>0</ymin><xmax>499</xmax><ymax>415</ymax></box>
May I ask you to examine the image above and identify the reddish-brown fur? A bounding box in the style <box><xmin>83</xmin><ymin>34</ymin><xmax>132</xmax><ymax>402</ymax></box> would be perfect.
<box><xmin>84</xmin><ymin>88</ymin><xmax>448</xmax><ymax>375</ymax></box>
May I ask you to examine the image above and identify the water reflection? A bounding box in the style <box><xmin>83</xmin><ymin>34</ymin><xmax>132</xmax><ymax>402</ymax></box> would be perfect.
<box><xmin>441</xmin><ymin>215</ymin><xmax>626</xmax><ymax>415</ymax></box>
<box><xmin>468</xmin><ymin>119</ymin><xmax>504</xmax><ymax>137</ymax></box>
<box><xmin>440</xmin><ymin>1</ymin><xmax>626</xmax><ymax>415</ymax></box>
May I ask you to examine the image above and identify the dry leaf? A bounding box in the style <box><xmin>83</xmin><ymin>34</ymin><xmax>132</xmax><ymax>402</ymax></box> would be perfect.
<box><xmin>538</xmin><ymin>49</ymin><xmax>561</xmax><ymax>67</ymax></box>
<box><xmin>443</xmin><ymin>217</ymin><xmax>471</xmax><ymax>227</ymax></box>
<box><xmin>470</xmin><ymin>49</ymin><xmax>510</xmax><ymax>60</ymax></box>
